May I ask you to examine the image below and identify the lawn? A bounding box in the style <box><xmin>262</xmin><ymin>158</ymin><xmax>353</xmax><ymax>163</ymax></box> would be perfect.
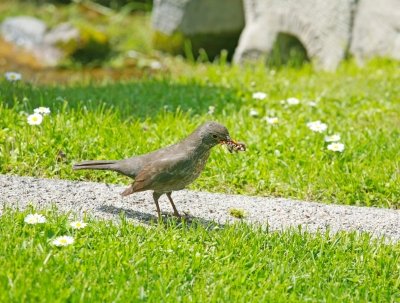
<box><xmin>1</xmin><ymin>60</ymin><xmax>399</xmax><ymax>208</ymax></box>
<box><xmin>1</xmin><ymin>3</ymin><xmax>400</xmax><ymax>301</ymax></box>
<box><xmin>1</xmin><ymin>208</ymin><xmax>400</xmax><ymax>302</ymax></box>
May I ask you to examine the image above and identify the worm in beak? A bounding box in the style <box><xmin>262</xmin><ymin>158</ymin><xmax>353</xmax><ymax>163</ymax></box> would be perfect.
<box><xmin>221</xmin><ymin>138</ymin><xmax>246</xmax><ymax>153</ymax></box>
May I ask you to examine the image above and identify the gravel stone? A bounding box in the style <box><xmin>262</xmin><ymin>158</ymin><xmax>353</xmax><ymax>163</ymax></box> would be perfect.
<box><xmin>1</xmin><ymin>174</ymin><xmax>400</xmax><ymax>242</ymax></box>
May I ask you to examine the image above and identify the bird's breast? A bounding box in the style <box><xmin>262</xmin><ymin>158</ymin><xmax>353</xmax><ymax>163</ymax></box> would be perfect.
<box><xmin>186</xmin><ymin>150</ymin><xmax>211</xmax><ymax>181</ymax></box>
<box><xmin>170</xmin><ymin>150</ymin><xmax>210</xmax><ymax>190</ymax></box>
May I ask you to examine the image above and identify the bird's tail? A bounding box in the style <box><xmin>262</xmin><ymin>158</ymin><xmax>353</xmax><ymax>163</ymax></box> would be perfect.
<box><xmin>73</xmin><ymin>160</ymin><xmax>118</xmax><ymax>171</ymax></box>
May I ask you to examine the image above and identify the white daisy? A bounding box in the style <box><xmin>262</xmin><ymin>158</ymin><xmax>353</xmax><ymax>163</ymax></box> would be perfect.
<box><xmin>34</xmin><ymin>107</ymin><xmax>51</xmax><ymax>115</ymax></box>
<box><xmin>327</xmin><ymin>142</ymin><xmax>345</xmax><ymax>152</ymax></box>
<box><xmin>207</xmin><ymin>105</ymin><xmax>215</xmax><ymax>115</ymax></box>
<box><xmin>249</xmin><ymin>109</ymin><xmax>259</xmax><ymax>117</ymax></box>
<box><xmin>70</xmin><ymin>221</ymin><xmax>87</xmax><ymax>229</ymax></box>
<box><xmin>52</xmin><ymin>236</ymin><xmax>74</xmax><ymax>247</ymax></box>
<box><xmin>5</xmin><ymin>72</ymin><xmax>22</xmax><ymax>81</ymax></box>
<box><xmin>324</xmin><ymin>134</ymin><xmax>341</xmax><ymax>142</ymax></box>
<box><xmin>308</xmin><ymin>101</ymin><xmax>317</xmax><ymax>107</ymax></box>
<box><xmin>252</xmin><ymin>92</ymin><xmax>267</xmax><ymax>100</ymax></box>
<box><xmin>24</xmin><ymin>213</ymin><xmax>47</xmax><ymax>224</ymax></box>
<box><xmin>27</xmin><ymin>113</ymin><xmax>43</xmax><ymax>125</ymax></box>
<box><xmin>286</xmin><ymin>97</ymin><xmax>300</xmax><ymax>105</ymax></box>
<box><xmin>264</xmin><ymin>117</ymin><xmax>279</xmax><ymax>125</ymax></box>
<box><xmin>307</xmin><ymin>120</ymin><xmax>327</xmax><ymax>133</ymax></box>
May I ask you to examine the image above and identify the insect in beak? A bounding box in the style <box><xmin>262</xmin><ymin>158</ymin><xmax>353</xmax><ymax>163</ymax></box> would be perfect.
<box><xmin>220</xmin><ymin>137</ymin><xmax>246</xmax><ymax>153</ymax></box>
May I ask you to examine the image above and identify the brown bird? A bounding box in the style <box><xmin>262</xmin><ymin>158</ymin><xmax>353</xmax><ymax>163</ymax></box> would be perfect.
<box><xmin>73</xmin><ymin>121</ymin><xmax>245</xmax><ymax>219</ymax></box>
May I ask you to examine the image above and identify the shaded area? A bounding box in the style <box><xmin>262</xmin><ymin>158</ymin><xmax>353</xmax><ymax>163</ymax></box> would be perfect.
<box><xmin>267</xmin><ymin>32</ymin><xmax>309</xmax><ymax>68</ymax></box>
<box><xmin>98</xmin><ymin>204</ymin><xmax>224</xmax><ymax>229</ymax></box>
<box><xmin>153</xmin><ymin>30</ymin><xmax>242</xmax><ymax>61</ymax></box>
<box><xmin>1</xmin><ymin>79</ymin><xmax>240</xmax><ymax>118</ymax></box>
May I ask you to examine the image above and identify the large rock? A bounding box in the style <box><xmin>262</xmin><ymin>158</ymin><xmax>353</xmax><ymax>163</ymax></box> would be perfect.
<box><xmin>43</xmin><ymin>23</ymin><xmax>80</xmax><ymax>51</ymax></box>
<box><xmin>350</xmin><ymin>0</ymin><xmax>400</xmax><ymax>63</ymax></box>
<box><xmin>233</xmin><ymin>0</ymin><xmax>355</xmax><ymax>70</ymax></box>
<box><xmin>1</xmin><ymin>16</ymin><xmax>62</xmax><ymax>66</ymax></box>
<box><xmin>1</xmin><ymin>16</ymin><xmax>110</xmax><ymax>66</ymax></box>
<box><xmin>1</xmin><ymin>16</ymin><xmax>47</xmax><ymax>50</ymax></box>
<box><xmin>152</xmin><ymin>0</ymin><xmax>245</xmax><ymax>59</ymax></box>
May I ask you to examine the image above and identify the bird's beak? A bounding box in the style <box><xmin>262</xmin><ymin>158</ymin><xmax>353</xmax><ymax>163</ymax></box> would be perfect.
<box><xmin>218</xmin><ymin>136</ymin><xmax>230</xmax><ymax>146</ymax></box>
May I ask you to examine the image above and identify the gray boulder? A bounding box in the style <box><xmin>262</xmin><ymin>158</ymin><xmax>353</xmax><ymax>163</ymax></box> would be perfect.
<box><xmin>1</xmin><ymin>16</ymin><xmax>110</xmax><ymax>66</ymax></box>
<box><xmin>41</xmin><ymin>23</ymin><xmax>80</xmax><ymax>66</ymax></box>
<box><xmin>43</xmin><ymin>23</ymin><xmax>80</xmax><ymax>47</ymax></box>
<box><xmin>350</xmin><ymin>0</ymin><xmax>400</xmax><ymax>63</ymax></box>
<box><xmin>152</xmin><ymin>0</ymin><xmax>245</xmax><ymax>58</ymax></box>
<box><xmin>233</xmin><ymin>0</ymin><xmax>355</xmax><ymax>70</ymax></box>
<box><xmin>1</xmin><ymin>16</ymin><xmax>67</xmax><ymax>66</ymax></box>
<box><xmin>1</xmin><ymin>16</ymin><xmax>47</xmax><ymax>50</ymax></box>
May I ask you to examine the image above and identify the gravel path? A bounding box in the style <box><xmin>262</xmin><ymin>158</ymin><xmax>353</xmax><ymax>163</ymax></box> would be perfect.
<box><xmin>1</xmin><ymin>174</ymin><xmax>400</xmax><ymax>241</ymax></box>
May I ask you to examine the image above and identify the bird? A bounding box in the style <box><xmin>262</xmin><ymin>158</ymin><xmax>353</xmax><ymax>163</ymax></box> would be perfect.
<box><xmin>73</xmin><ymin>121</ymin><xmax>245</xmax><ymax>220</ymax></box>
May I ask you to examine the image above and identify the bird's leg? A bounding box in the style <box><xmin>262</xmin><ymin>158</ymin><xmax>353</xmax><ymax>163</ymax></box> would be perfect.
<box><xmin>166</xmin><ymin>192</ymin><xmax>180</xmax><ymax>217</ymax></box>
<box><xmin>152</xmin><ymin>192</ymin><xmax>162</xmax><ymax>220</ymax></box>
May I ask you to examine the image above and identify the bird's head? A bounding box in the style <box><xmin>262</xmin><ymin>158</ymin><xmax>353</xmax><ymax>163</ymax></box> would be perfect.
<box><xmin>197</xmin><ymin>121</ymin><xmax>246</xmax><ymax>153</ymax></box>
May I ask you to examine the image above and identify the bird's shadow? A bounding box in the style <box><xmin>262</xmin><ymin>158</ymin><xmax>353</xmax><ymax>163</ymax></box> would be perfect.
<box><xmin>97</xmin><ymin>204</ymin><xmax>225</xmax><ymax>230</ymax></box>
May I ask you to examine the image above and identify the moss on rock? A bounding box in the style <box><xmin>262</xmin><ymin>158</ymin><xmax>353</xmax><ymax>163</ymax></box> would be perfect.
<box><xmin>72</xmin><ymin>24</ymin><xmax>111</xmax><ymax>64</ymax></box>
<box><xmin>152</xmin><ymin>31</ymin><xmax>185</xmax><ymax>55</ymax></box>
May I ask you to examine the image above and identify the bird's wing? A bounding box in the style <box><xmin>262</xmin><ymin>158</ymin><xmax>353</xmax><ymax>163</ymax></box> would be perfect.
<box><xmin>131</xmin><ymin>153</ymin><xmax>190</xmax><ymax>192</ymax></box>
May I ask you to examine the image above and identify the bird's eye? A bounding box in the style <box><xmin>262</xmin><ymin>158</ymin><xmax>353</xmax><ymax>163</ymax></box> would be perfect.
<box><xmin>212</xmin><ymin>134</ymin><xmax>218</xmax><ymax>139</ymax></box>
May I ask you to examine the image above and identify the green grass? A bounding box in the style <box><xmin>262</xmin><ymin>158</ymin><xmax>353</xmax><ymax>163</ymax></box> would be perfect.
<box><xmin>1</xmin><ymin>5</ymin><xmax>400</xmax><ymax>302</ymax></box>
<box><xmin>2</xmin><ymin>2</ymin><xmax>400</xmax><ymax>302</ymax></box>
<box><xmin>1</xmin><ymin>208</ymin><xmax>400</xmax><ymax>302</ymax></box>
<box><xmin>1</xmin><ymin>60</ymin><xmax>399</xmax><ymax>208</ymax></box>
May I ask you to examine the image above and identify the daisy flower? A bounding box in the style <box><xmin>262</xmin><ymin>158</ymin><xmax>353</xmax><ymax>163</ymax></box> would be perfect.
<box><xmin>327</xmin><ymin>142</ymin><xmax>345</xmax><ymax>152</ymax></box>
<box><xmin>5</xmin><ymin>72</ymin><xmax>22</xmax><ymax>81</ymax></box>
<box><xmin>324</xmin><ymin>134</ymin><xmax>341</xmax><ymax>142</ymax></box>
<box><xmin>308</xmin><ymin>101</ymin><xmax>317</xmax><ymax>107</ymax></box>
<box><xmin>264</xmin><ymin>117</ymin><xmax>279</xmax><ymax>125</ymax></box>
<box><xmin>249</xmin><ymin>109</ymin><xmax>259</xmax><ymax>117</ymax></box>
<box><xmin>52</xmin><ymin>236</ymin><xmax>74</xmax><ymax>247</ymax></box>
<box><xmin>307</xmin><ymin>120</ymin><xmax>327</xmax><ymax>133</ymax></box>
<box><xmin>286</xmin><ymin>97</ymin><xmax>300</xmax><ymax>105</ymax></box>
<box><xmin>252</xmin><ymin>92</ymin><xmax>267</xmax><ymax>100</ymax></box>
<box><xmin>34</xmin><ymin>107</ymin><xmax>51</xmax><ymax>115</ymax></box>
<box><xmin>27</xmin><ymin>113</ymin><xmax>43</xmax><ymax>125</ymax></box>
<box><xmin>24</xmin><ymin>213</ymin><xmax>46</xmax><ymax>224</ymax></box>
<box><xmin>207</xmin><ymin>105</ymin><xmax>215</xmax><ymax>115</ymax></box>
<box><xmin>70</xmin><ymin>221</ymin><xmax>87</xmax><ymax>229</ymax></box>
